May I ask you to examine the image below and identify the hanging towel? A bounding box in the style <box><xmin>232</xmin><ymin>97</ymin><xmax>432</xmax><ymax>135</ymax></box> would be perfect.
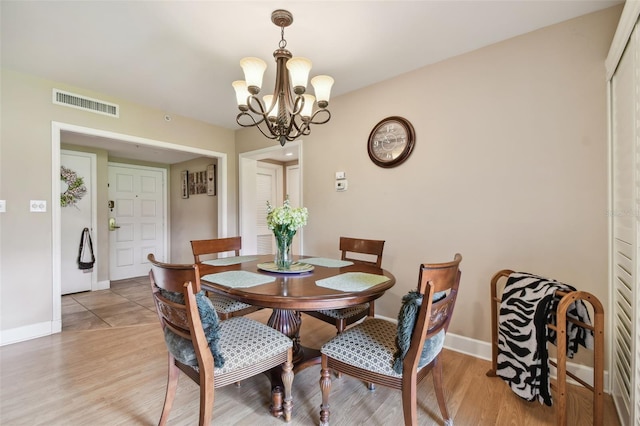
<box><xmin>77</xmin><ymin>227</ymin><xmax>95</xmax><ymax>270</ymax></box>
<box><xmin>496</xmin><ymin>272</ymin><xmax>593</xmax><ymax>406</ymax></box>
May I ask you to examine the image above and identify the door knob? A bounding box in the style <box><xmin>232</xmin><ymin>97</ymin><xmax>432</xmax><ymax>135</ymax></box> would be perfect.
<box><xmin>108</xmin><ymin>217</ymin><xmax>121</xmax><ymax>231</ymax></box>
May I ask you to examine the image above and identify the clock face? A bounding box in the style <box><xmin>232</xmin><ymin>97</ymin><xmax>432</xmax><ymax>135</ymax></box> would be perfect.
<box><xmin>367</xmin><ymin>117</ymin><xmax>415</xmax><ymax>168</ymax></box>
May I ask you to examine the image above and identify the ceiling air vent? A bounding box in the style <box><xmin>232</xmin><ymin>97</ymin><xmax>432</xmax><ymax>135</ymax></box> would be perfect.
<box><xmin>53</xmin><ymin>89</ymin><xmax>119</xmax><ymax>118</ymax></box>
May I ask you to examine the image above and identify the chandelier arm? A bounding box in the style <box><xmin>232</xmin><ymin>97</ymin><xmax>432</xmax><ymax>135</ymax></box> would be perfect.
<box><xmin>307</xmin><ymin>109</ymin><xmax>331</xmax><ymax>125</ymax></box>
<box><xmin>236</xmin><ymin>111</ymin><xmax>269</xmax><ymax>128</ymax></box>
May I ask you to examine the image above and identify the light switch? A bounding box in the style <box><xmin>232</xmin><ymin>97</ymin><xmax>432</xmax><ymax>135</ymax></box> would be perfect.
<box><xmin>0</xmin><ymin>200</ymin><xmax>5</xmax><ymax>213</ymax></box>
<box><xmin>335</xmin><ymin>171</ymin><xmax>346</xmax><ymax>180</ymax></box>
<box><xmin>30</xmin><ymin>200</ymin><xmax>47</xmax><ymax>212</ymax></box>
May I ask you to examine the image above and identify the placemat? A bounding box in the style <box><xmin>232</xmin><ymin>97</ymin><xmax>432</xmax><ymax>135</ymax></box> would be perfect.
<box><xmin>302</xmin><ymin>257</ymin><xmax>354</xmax><ymax>268</ymax></box>
<box><xmin>315</xmin><ymin>272</ymin><xmax>389</xmax><ymax>292</ymax></box>
<box><xmin>202</xmin><ymin>255</ymin><xmax>259</xmax><ymax>266</ymax></box>
<box><xmin>202</xmin><ymin>271</ymin><xmax>275</xmax><ymax>288</ymax></box>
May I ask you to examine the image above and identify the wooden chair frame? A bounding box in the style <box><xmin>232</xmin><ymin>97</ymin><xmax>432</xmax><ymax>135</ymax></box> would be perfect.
<box><xmin>190</xmin><ymin>237</ymin><xmax>262</xmax><ymax>320</ymax></box>
<box><xmin>305</xmin><ymin>237</ymin><xmax>385</xmax><ymax>332</ymax></box>
<box><xmin>149</xmin><ymin>255</ymin><xmax>293</xmax><ymax>425</ymax></box>
<box><xmin>319</xmin><ymin>254</ymin><xmax>462</xmax><ymax>426</ymax></box>
<box><xmin>485</xmin><ymin>269</ymin><xmax>605</xmax><ymax>426</ymax></box>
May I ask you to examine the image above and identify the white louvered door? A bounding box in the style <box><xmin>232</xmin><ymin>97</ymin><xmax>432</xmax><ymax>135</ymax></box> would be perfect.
<box><xmin>608</xmin><ymin>5</ymin><xmax>640</xmax><ymax>425</ymax></box>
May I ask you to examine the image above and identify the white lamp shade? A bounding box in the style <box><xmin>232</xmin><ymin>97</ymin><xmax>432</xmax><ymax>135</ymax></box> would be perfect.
<box><xmin>240</xmin><ymin>57</ymin><xmax>267</xmax><ymax>90</ymax></box>
<box><xmin>232</xmin><ymin>80</ymin><xmax>250</xmax><ymax>107</ymax></box>
<box><xmin>286</xmin><ymin>57</ymin><xmax>312</xmax><ymax>89</ymax></box>
<box><xmin>263</xmin><ymin>95</ymin><xmax>278</xmax><ymax>119</ymax></box>
<box><xmin>311</xmin><ymin>75</ymin><xmax>334</xmax><ymax>105</ymax></box>
<box><xmin>300</xmin><ymin>94</ymin><xmax>315</xmax><ymax>118</ymax></box>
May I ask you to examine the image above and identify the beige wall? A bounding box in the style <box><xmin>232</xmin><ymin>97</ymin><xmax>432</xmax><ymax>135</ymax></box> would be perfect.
<box><xmin>170</xmin><ymin>157</ymin><xmax>219</xmax><ymax>263</ymax></box>
<box><xmin>237</xmin><ymin>7</ymin><xmax>621</xmax><ymax>352</ymax></box>
<box><xmin>0</xmin><ymin>5</ymin><xmax>621</xmax><ymax>367</ymax></box>
<box><xmin>0</xmin><ymin>70</ymin><xmax>235</xmax><ymax>331</ymax></box>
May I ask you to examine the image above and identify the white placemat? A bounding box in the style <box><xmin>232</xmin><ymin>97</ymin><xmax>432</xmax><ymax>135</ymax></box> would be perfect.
<box><xmin>315</xmin><ymin>272</ymin><xmax>389</xmax><ymax>292</ymax></box>
<box><xmin>202</xmin><ymin>271</ymin><xmax>275</xmax><ymax>288</ymax></box>
<box><xmin>302</xmin><ymin>257</ymin><xmax>354</xmax><ymax>268</ymax></box>
<box><xmin>202</xmin><ymin>256</ymin><xmax>259</xmax><ymax>266</ymax></box>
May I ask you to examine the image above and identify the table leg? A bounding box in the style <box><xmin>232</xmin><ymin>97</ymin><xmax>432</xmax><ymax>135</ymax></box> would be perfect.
<box><xmin>267</xmin><ymin>309</ymin><xmax>303</xmax><ymax>363</ymax></box>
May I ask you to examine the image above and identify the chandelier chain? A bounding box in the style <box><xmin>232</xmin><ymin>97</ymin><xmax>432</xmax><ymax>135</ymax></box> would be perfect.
<box><xmin>279</xmin><ymin>26</ymin><xmax>287</xmax><ymax>49</ymax></box>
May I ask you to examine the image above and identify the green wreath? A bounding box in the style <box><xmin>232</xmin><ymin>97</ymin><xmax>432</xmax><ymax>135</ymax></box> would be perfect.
<box><xmin>60</xmin><ymin>166</ymin><xmax>87</xmax><ymax>207</ymax></box>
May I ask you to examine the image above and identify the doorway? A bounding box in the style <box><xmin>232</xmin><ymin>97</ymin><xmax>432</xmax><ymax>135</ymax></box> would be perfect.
<box><xmin>239</xmin><ymin>140</ymin><xmax>303</xmax><ymax>256</ymax></box>
<box><xmin>51</xmin><ymin>121</ymin><xmax>228</xmax><ymax>333</ymax></box>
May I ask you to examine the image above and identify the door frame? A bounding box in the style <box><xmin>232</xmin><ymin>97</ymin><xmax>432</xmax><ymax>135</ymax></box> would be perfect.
<box><xmin>239</xmin><ymin>140</ymin><xmax>303</xmax><ymax>256</ymax></box>
<box><xmin>51</xmin><ymin>121</ymin><xmax>228</xmax><ymax>333</ymax></box>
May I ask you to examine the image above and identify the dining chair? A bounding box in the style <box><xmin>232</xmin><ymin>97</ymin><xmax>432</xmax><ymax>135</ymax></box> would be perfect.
<box><xmin>148</xmin><ymin>254</ymin><xmax>294</xmax><ymax>425</ymax></box>
<box><xmin>190</xmin><ymin>237</ymin><xmax>262</xmax><ymax>320</ymax></box>
<box><xmin>318</xmin><ymin>253</ymin><xmax>462</xmax><ymax>426</ymax></box>
<box><xmin>304</xmin><ymin>237</ymin><xmax>385</xmax><ymax>333</ymax></box>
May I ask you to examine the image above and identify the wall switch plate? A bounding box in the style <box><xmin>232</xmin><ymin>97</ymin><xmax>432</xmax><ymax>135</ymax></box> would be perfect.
<box><xmin>335</xmin><ymin>180</ymin><xmax>348</xmax><ymax>191</ymax></box>
<box><xmin>0</xmin><ymin>200</ymin><xmax>5</xmax><ymax>213</ymax></box>
<box><xmin>30</xmin><ymin>200</ymin><xmax>47</xmax><ymax>212</ymax></box>
<box><xmin>335</xmin><ymin>171</ymin><xmax>346</xmax><ymax>180</ymax></box>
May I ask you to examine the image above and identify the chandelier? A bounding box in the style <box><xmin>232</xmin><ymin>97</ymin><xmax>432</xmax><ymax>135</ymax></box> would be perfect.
<box><xmin>232</xmin><ymin>9</ymin><xmax>334</xmax><ymax>146</ymax></box>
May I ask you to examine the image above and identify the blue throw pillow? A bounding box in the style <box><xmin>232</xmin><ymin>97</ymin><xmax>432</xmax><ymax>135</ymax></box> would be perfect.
<box><xmin>392</xmin><ymin>290</ymin><xmax>446</xmax><ymax>374</ymax></box>
<box><xmin>159</xmin><ymin>288</ymin><xmax>225</xmax><ymax>368</ymax></box>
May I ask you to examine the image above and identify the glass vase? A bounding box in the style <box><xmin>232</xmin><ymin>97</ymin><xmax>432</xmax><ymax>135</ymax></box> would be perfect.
<box><xmin>274</xmin><ymin>232</ymin><xmax>294</xmax><ymax>270</ymax></box>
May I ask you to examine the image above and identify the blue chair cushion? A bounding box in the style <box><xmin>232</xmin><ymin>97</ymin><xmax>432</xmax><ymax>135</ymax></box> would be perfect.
<box><xmin>159</xmin><ymin>288</ymin><xmax>225</xmax><ymax>368</ymax></box>
<box><xmin>392</xmin><ymin>290</ymin><xmax>446</xmax><ymax>374</ymax></box>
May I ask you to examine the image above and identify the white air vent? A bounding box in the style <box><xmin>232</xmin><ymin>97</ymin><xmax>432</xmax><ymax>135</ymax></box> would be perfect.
<box><xmin>52</xmin><ymin>89</ymin><xmax>119</xmax><ymax>117</ymax></box>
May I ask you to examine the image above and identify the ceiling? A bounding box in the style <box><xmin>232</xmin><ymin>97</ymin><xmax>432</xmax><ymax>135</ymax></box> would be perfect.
<box><xmin>2</xmin><ymin>1</ymin><xmax>622</xmax><ymax>163</ymax></box>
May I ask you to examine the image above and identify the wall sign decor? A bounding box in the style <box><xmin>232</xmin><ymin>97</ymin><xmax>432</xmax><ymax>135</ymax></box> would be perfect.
<box><xmin>189</xmin><ymin>170</ymin><xmax>208</xmax><ymax>195</ymax></box>
<box><xmin>206</xmin><ymin>164</ymin><xmax>216</xmax><ymax>196</ymax></box>
<box><xmin>181</xmin><ymin>170</ymin><xmax>189</xmax><ymax>199</ymax></box>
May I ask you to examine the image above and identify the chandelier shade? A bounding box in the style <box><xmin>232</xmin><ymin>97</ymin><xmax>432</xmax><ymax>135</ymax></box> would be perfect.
<box><xmin>232</xmin><ymin>9</ymin><xmax>334</xmax><ymax>146</ymax></box>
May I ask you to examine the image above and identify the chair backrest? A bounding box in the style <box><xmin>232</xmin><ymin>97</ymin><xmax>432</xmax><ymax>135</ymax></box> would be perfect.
<box><xmin>148</xmin><ymin>254</ymin><xmax>213</xmax><ymax>371</ymax></box>
<box><xmin>190</xmin><ymin>237</ymin><xmax>242</xmax><ymax>263</ymax></box>
<box><xmin>339</xmin><ymin>237</ymin><xmax>385</xmax><ymax>268</ymax></box>
<box><xmin>405</xmin><ymin>253</ymin><xmax>462</xmax><ymax>371</ymax></box>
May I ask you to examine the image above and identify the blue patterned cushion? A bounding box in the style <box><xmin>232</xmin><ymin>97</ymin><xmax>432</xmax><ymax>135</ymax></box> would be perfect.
<box><xmin>392</xmin><ymin>290</ymin><xmax>446</xmax><ymax>374</ymax></box>
<box><xmin>316</xmin><ymin>303</ymin><xmax>369</xmax><ymax>319</ymax></box>
<box><xmin>208</xmin><ymin>294</ymin><xmax>253</xmax><ymax>314</ymax></box>
<box><xmin>159</xmin><ymin>288</ymin><xmax>225</xmax><ymax>368</ymax></box>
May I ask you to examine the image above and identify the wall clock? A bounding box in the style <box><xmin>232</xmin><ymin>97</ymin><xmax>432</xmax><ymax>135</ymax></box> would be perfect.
<box><xmin>367</xmin><ymin>116</ymin><xmax>415</xmax><ymax>168</ymax></box>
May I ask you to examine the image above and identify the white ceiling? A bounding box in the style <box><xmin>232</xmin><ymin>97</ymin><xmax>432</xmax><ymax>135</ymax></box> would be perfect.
<box><xmin>2</xmin><ymin>0</ymin><xmax>622</xmax><ymax>163</ymax></box>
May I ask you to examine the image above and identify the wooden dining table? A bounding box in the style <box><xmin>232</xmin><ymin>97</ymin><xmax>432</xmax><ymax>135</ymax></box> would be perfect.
<box><xmin>198</xmin><ymin>254</ymin><xmax>396</xmax><ymax>371</ymax></box>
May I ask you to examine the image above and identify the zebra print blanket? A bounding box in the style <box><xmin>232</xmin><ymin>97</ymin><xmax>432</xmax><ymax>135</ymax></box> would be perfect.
<box><xmin>496</xmin><ymin>272</ymin><xmax>593</xmax><ymax>406</ymax></box>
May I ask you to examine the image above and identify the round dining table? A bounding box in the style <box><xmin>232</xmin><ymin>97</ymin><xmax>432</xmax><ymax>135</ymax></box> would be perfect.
<box><xmin>198</xmin><ymin>254</ymin><xmax>396</xmax><ymax>370</ymax></box>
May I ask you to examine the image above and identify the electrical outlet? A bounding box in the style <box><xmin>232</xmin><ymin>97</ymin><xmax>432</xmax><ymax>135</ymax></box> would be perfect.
<box><xmin>30</xmin><ymin>200</ymin><xmax>47</xmax><ymax>212</ymax></box>
<box><xmin>335</xmin><ymin>180</ymin><xmax>348</xmax><ymax>191</ymax></box>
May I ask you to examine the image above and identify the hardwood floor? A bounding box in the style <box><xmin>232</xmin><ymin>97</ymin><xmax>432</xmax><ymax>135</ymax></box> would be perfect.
<box><xmin>1</xmin><ymin>278</ymin><xmax>620</xmax><ymax>425</ymax></box>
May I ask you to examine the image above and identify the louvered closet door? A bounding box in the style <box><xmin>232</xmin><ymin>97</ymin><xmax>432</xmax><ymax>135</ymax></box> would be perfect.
<box><xmin>610</xmin><ymin>18</ymin><xmax>639</xmax><ymax>426</ymax></box>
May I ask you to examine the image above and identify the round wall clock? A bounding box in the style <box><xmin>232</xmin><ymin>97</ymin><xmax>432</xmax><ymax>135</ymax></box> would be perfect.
<box><xmin>367</xmin><ymin>116</ymin><xmax>416</xmax><ymax>168</ymax></box>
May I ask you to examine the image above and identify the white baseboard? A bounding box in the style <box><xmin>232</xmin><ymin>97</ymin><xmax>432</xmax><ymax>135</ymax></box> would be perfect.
<box><xmin>0</xmin><ymin>321</ymin><xmax>54</xmax><ymax>346</ymax></box>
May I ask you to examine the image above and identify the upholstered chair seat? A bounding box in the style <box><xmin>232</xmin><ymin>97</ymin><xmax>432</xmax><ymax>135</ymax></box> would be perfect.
<box><xmin>321</xmin><ymin>318</ymin><xmax>445</xmax><ymax>378</ymax></box>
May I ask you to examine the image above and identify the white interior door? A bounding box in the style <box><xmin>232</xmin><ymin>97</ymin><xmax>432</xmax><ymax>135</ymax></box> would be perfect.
<box><xmin>61</xmin><ymin>151</ymin><xmax>96</xmax><ymax>294</ymax></box>
<box><xmin>108</xmin><ymin>163</ymin><xmax>166</xmax><ymax>280</ymax></box>
<box><xmin>256</xmin><ymin>163</ymin><xmax>281</xmax><ymax>254</ymax></box>
<box><xmin>286</xmin><ymin>164</ymin><xmax>302</xmax><ymax>255</ymax></box>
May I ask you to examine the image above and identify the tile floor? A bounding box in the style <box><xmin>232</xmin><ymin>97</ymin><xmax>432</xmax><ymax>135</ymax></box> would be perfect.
<box><xmin>62</xmin><ymin>276</ymin><xmax>158</xmax><ymax>331</ymax></box>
